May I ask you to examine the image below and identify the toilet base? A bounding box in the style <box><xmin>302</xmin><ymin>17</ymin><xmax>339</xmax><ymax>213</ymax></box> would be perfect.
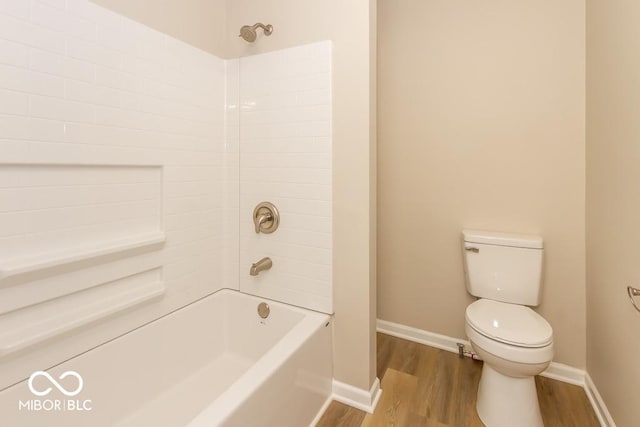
<box><xmin>476</xmin><ymin>363</ymin><xmax>543</xmax><ymax>427</ymax></box>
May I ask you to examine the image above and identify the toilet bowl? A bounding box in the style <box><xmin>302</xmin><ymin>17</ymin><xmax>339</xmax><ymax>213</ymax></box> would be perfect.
<box><xmin>465</xmin><ymin>299</ymin><xmax>553</xmax><ymax>427</ymax></box>
<box><xmin>461</xmin><ymin>230</ymin><xmax>553</xmax><ymax>427</ymax></box>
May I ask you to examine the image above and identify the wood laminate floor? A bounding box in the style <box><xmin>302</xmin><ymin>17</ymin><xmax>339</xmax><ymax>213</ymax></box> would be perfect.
<box><xmin>317</xmin><ymin>333</ymin><xmax>599</xmax><ymax>427</ymax></box>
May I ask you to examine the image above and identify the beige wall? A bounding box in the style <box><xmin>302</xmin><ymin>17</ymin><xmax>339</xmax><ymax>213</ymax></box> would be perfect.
<box><xmin>92</xmin><ymin>0</ymin><xmax>228</xmax><ymax>58</ymax></box>
<box><xmin>226</xmin><ymin>0</ymin><xmax>378</xmax><ymax>390</ymax></box>
<box><xmin>377</xmin><ymin>0</ymin><xmax>586</xmax><ymax>368</ymax></box>
<box><xmin>586</xmin><ymin>1</ymin><xmax>640</xmax><ymax>424</ymax></box>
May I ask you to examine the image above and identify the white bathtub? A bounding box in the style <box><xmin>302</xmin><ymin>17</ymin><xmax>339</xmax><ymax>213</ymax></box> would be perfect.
<box><xmin>0</xmin><ymin>289</ymin><xmax>333</xmax><ymax>426</ymax></box>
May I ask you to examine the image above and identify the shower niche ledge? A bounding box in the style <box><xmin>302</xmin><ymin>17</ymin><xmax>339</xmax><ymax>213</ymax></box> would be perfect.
<box><xmin>0</xmin><ymin>164</ymin><xmax>167</xmax><ymax>356</ymax></box>
<box><xmin>0</xmin><ymin>163</ymin><xmax>164</xmax><ymax>284</ymax></box>
<box><xmin>0</xmin><ymin>268</ymin><xmax>165</xmax><ymax>358</ymax></box>
<box><xmin>0</xmin><ymin>231</ymin><xmax>166</xmax><ymax>283</ymax></box>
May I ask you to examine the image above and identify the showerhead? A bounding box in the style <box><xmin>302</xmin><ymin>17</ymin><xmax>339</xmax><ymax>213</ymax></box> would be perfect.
<box><xmin>239</xmin><ymin>23</ymin><xmax>273</xmax><ymax>43</ymax></box>
<box><xmin>239</xmin><ymin>25</ymin><xmax>257</xmax><ymax>42</ymax></box>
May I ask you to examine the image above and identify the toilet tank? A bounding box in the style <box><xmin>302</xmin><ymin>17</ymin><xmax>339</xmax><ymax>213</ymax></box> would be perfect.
<box><xmin>462</xmin><ymin>229</ymin><xmax>544</xmax><ymax>306</ymax></box>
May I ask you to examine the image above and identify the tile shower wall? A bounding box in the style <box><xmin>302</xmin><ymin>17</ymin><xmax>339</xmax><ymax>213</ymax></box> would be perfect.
<box><xmin>238</xmin><ymin>42</ymin><xmax>333</xmax><ymax>314</ymax></box>
<box><xmin>224</xmin><ymin>58</ymin><xmax>240</xmax><ymax>291</ymax></box>
<box><xmin>0</xmin><ymin>0</ymin><xmax>235</xmax><ymax>388</ymax></box>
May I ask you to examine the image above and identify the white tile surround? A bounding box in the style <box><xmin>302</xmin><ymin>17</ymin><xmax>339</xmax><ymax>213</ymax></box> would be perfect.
<box><xmin>238</xmin><ymin>42</ymin><xmax>333</xmax><ymax>314</ymax></box>
<box><xmin>0</xmin><ymin>0</ymin><xmax>231</xmax><ymax>388</ymax></box>
<box><xmin>0</xmin><ymin>0</ymin><xmax>333</xmax><ymax>387</ymax></box>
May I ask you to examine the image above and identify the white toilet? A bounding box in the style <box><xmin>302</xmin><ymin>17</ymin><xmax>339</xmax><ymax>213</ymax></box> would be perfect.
<box><xmin>462</xmin><ymin>229</ymin><xmax>553</xmax><ymax>427</ymax></box>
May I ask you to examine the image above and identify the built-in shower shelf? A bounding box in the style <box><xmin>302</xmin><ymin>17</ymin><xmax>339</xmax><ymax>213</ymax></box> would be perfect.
<box><xmin>0</xmin><ymin>274</ymin><xmax>165</xmax><ymax>358</ymax></box>
<box><xmin>0</xmin><ymin>231</ymin><xmax>166</xmax><ymax>283</ymax></box>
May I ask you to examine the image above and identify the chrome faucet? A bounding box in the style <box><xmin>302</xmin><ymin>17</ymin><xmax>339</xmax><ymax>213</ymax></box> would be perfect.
<box><xmin>250</xmin><ymin>257</ymin><xmax>272</xmax><ymax>276</ymax></box>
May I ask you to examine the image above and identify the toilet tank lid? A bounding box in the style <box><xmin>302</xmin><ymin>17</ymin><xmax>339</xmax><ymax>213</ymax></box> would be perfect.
<box><xmin>462</xmin><ymin>229</ymin><xmax>543</xmax><ymax>249</ymax></box>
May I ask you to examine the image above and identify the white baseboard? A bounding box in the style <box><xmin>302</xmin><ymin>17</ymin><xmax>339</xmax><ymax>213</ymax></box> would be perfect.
<box><xmin>377</xmin><ymin>318</ymin><xmax>614</xmax><ymax>427</ymax></box>
<box><xmin>377</xmin><ymin>318</ymin><xmax>466</xmax><ymax>353</ymax></box>
<box><xmin>540</xmin><ymin>361</ymin><xmax>585</xmax><ymax>386</ymax></box>
<box><xmin>377</xmin><ymin>318</ymin><xmax>584</xmax><ymax>385</ymax></box>
<box><xmin>332</xmin><ymin>377</ymin><xmax>382</xmax><ymax>414</ymax></box>
<box><xmin>585</xmin><ymin>373</ymin><xmax>617</xmax><ymax>427</ymax></box>
<box><xmin>309</xmin><ymin>394</ymin><xmax>334</xmax><ymax>427</ymax></box>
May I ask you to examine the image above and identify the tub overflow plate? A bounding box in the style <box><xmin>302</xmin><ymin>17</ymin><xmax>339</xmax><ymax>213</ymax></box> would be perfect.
<box><xmin>257</xmin><ymin>302</ymin><xmax>270</xmax><ymax>319</ymax></box>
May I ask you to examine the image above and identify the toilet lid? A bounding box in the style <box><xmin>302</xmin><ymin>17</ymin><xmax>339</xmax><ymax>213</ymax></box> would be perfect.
<box><xmin>465</xmin><ymin>299</ymin><xmax>553</xmax><ymax>348</ymax></box>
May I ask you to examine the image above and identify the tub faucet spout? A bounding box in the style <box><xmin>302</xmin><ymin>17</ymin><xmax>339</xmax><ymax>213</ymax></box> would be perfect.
<box><xmin>250</xmin><ymin>257</ymin><xmax>272</xmax><ymax>276</ymax></box>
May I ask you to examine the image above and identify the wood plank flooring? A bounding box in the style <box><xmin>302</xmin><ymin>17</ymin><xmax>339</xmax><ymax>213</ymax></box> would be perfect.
<box><xmin>317</xmin><ymin>333</ymin><xmax>600</xmax><ymax>427</ymax></box>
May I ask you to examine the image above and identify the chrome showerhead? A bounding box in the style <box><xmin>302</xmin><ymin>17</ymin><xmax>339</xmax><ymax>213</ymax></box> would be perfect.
<box><xmin>239</xmin><ymin>23</ymin><xmax>273</xmax><ymax>43</ymax></box>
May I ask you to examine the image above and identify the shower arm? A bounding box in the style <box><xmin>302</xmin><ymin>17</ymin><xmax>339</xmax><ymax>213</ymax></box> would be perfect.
<box><xmin>238</xmin><ymin>22</ymin><xmax>274</xmax><ymax>42</ymax></box>
<box><xmin>250</xmin><ymin>23</ymin><xmax>273</xmax><ymax>35</ymax></box>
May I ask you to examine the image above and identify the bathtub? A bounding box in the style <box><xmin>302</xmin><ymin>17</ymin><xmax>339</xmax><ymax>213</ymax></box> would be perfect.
<box><xmin>0</xmin><ymin>289</ymin><xmax>333</xmax><ymax>426</ymax></box>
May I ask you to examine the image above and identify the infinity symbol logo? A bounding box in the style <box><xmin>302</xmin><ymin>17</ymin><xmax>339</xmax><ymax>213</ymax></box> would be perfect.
<box><xmin>28</xmin><ymin>371</ymin><xmax>84</xmax><ymax>397</ymax></box>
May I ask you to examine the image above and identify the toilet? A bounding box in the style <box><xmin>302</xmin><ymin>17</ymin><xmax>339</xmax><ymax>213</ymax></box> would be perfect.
<box><xmin>462</xmin><ymin>230</ymin><xmax>553</xmax><ymax>427</ymax></box>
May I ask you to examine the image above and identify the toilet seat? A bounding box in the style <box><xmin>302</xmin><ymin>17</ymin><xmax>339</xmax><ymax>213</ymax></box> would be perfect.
<box><xmin>465</xmin><ymin>299</ymin><xmax>553</xmax><ymax>348</ymax></box>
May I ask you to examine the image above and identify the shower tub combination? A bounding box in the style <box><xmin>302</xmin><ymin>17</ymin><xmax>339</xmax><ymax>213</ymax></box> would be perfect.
<box><xmin>1</xmin><ymin>290</ymin><xmax>333</xmax><ymax>426</ymax></box>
